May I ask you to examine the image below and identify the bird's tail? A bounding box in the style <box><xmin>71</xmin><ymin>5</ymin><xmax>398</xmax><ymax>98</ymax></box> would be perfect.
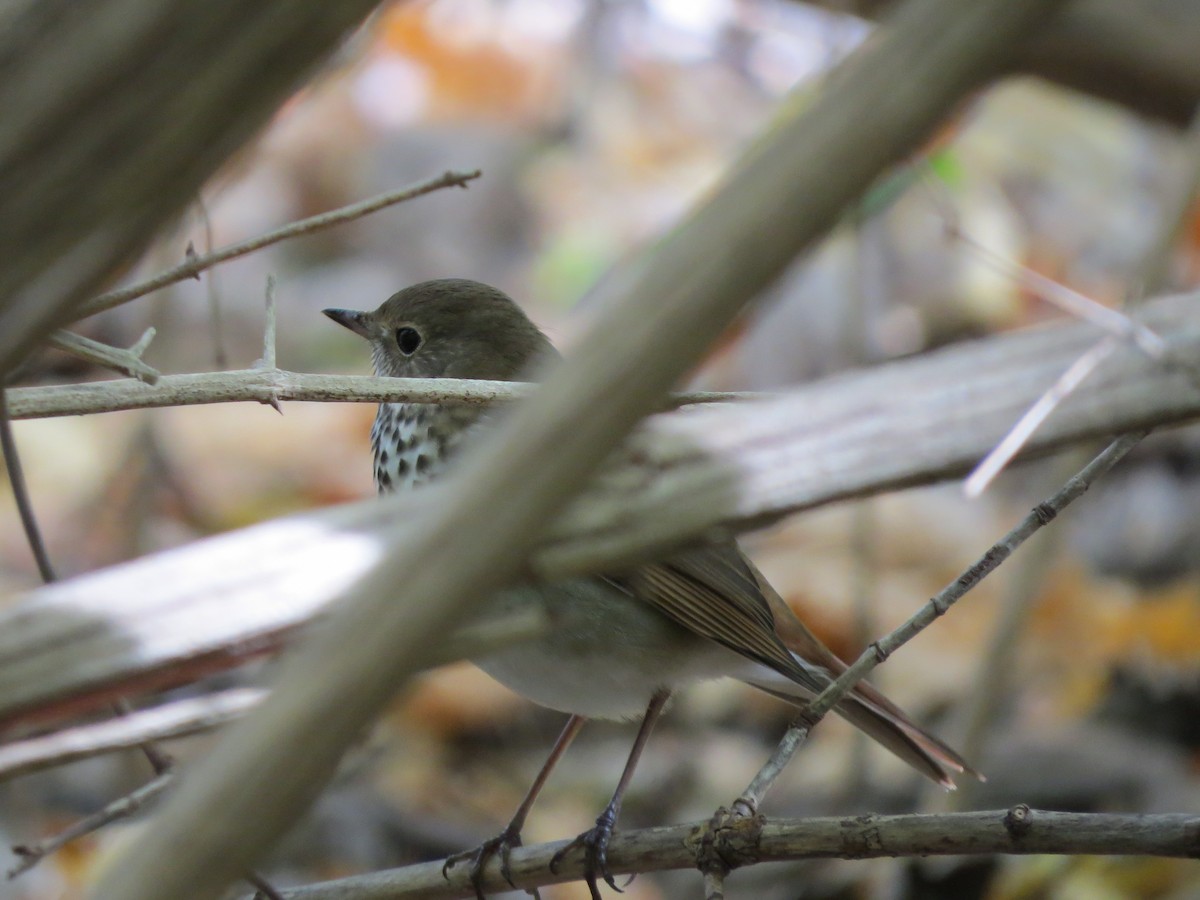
<box><xmin>741</xmin><ymin>558</ymin><xmax>981</xmax><ymax>789</ymax></box>
<box><xmin>743</xmin><ymin>668</ymin><xmax>980</xmax><ymax>789</ymax></box>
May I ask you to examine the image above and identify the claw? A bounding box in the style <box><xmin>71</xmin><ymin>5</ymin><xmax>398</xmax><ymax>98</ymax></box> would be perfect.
<box><xmin>549</xmin><ymin>807</ymin><xmax>621</xmax><ymax>897</ymax></box>
<box><xmin>442</xmin><ymin>823</ymin><xmax>535</xmax><ymax>899</ymax></box>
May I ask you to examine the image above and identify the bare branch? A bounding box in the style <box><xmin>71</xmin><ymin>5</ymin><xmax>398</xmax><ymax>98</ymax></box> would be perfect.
<box><xmin>0</xmin><ymin>605</ymin><xmax>549</xmax><ymax>781</ymax></box>
<box><xmin>193</xmin><ymin>199</ymin><xmax>229</xmax><ymax>368</ymax></box>
<box><xmin>77</xmin><ymin>171</ymin><xmax>483</xmax><ymax>320</ymax></box>
<box><xmin>3</xmin><ymin>294</ymin><xmax>1200</xmax><ymax>733</ymax></box>
<box><xmin>5</xmin><ymin>371</ymin><xmax>758</xmax><ymax>420</ymax></box>
<box><xmin>263</xmin><ymin>276</ymin><xmax>278</xmax><ymax>371</ymax></box>
<box><xmin>44</xmin><ymin>327</ymin><xmax>160</xmax><ymax>384</ymax></box>
<box><xmin>735</xmin><ymin>433</ymin><xmax>1144</xmax><ymax>811</ymax></box>
<box><xmin>7</xmin><ymin>771</ymin><xmax>173</xmax><ymax>879</ymax></box>
<box><xmin>0</xmin><ymin>390</ymin><xmax>57</xmax><ymax>583</ymax></box>
<box><xmin>952</xmin><ymin>98</ymin><xmax>1200</xmax><ymax>496</ymax></box>
<box><xmin>951</xmin><ymin>230</ymin><xmax>1166</xmax><ymax>359</ymax></box>
<box><xmin>236</xmin><ymin>808</ymin><xmax>1200</xmax><ymax>899</ymax></box>
<box><xmin>963</xmin><ymin>335</ymin><xmax>1118</xmax><ymax>496</ymax></box>
<box><xmin>0</xmin><ymin>689</ymin><xmax>262</xmax><ymax>781</ymax></box>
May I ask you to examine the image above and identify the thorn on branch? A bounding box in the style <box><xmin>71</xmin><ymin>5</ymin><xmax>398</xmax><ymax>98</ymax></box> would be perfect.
<box><xmin>184</xmin><ymin>241</ymin><xmax>202</xmax><ymax>279</ymax></box>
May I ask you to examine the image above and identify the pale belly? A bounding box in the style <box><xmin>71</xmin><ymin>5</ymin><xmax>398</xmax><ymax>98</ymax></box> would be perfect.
<box><xmin>473</xmin><ymin>578</ymin><xmax>741</xmax><ymax>719</ymax></box>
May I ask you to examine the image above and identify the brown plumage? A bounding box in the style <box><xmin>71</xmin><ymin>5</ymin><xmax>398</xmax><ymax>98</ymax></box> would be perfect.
<box><xmin>326</xmin><ymin>278</ymin><xmax>977</xmax><ymax>895</ymax></box>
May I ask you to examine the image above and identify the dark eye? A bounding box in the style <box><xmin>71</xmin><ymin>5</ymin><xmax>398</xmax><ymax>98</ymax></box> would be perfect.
<box><xmin>396</xmin><ymin>326</ymin><xmax>422</xmax><ymax>355</ymax></box>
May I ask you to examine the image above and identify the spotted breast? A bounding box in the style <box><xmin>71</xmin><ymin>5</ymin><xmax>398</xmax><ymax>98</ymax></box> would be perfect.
<box><xmin>370</xmin><ymin>402</ymin><xmax>483</xmax><ymax>494</ymax></box>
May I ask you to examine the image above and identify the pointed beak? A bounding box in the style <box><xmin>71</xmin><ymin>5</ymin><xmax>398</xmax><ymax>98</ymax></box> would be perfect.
<box><xmin>322</xmin><ymin>308</ymin><xmax>371</xmax><ymax>338</ymax></box>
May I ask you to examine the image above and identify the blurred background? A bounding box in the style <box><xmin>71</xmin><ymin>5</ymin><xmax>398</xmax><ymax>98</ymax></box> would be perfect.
<box><xmin>3</xmin><ymin>1</ymin><xmax>1200</xmax><ymax>897</ymax></box>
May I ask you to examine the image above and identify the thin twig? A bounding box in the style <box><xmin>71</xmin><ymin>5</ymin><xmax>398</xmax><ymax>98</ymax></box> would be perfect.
<box><xmin>110</xmin><ymin>696</ymin><xmax>175</xmax><ymax>775</ymax></box>
<box><xmin>246</xmin><ymin>871</ymin><xmax>285</xmax><ymax>900</ymax></box>
<box><xmin>734</xmin><ymin>432</ymin><xmax>1145</xmax><ymax>814</ymax></box>
<box><xmin>45</xmin><ymin>327</ymin><xmax>160</xmax><ymax>384</ymax></box>
<box><xmin>77</xmin><ymin>170</ymin><xmax>483</xmax><ymax>320</ymax></box>
<box><xmin>194</xmin><ymin>197</ymin><xmax>229</xmax><ymax>368</ymax></box>
<box><xmin>952</xmin><ymin>229</ymin><xmax>1167</xmax><ymax>359</ymax></box>
<box><xmin>0</xmin><ymin>389</ymin><xmax>56</xmax><ymax>582</ymax></box>
<box><xmin>703</xmin><ymin>869</ymin><xmax>725</xmax><ymax>899</ymax></box>
<box><xmin>957</xmin><ymin>101</ymin><xmax>1200</xmax><ymax>495</ymax></box>
<box><xmin>0</xmin><ymin>690</ymin><xmax>262</xmax><ymax>781</ymax></box>
<box><xmin>263</xmin><ymin>276</ymin><xmax>278</xmax><ymax>370</ymax></box>
<box><xmin>261</xmin><ymin>276</ymin><xmax>283</xmax><ymax>414</ymax></box>
<box><xmin>945</xmin><ymin>516</ymin><xmax>1063</xmax><ymax>811</ymax></box>
<box><xmin>7</xmin><ymin>771</ymin><xmax>174</xmax><ymax>879</ymax></box>
<box><xmin>843</xmin><ymin>500</ymin><xmax>878</xmax><ymax>794</ymax></box>
<box><xmin>964</xmin><ymin>335</ymin><xmax>1118</xmax><ymax>496</ymax></box>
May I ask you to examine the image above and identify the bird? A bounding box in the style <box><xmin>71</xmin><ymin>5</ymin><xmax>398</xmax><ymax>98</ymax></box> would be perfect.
<box><xmin>324</xmin><ymin>278</ymin><xmax>976</xmax><ymax>898</ymax></box>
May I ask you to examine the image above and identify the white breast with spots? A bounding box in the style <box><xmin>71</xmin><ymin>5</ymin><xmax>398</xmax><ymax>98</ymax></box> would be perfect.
<box><xmin>370</xmin><ymin>402</ymin><xmax>473</xmax><ymax>494</ymax></box>
<box><xmin>371</xmin><ymin>403</ymin><xmax>433</xmax><ymax>493</ymax></box>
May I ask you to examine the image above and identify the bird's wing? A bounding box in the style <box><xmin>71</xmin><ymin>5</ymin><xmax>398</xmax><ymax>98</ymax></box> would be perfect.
<box><xmin>614</xmin><ymin>544</ymin><xmax>826</xmax><ymax>692</ymax></box>
<box><xmin>613</xmin><ymin>545</ymin><xmax>979</xmax><ymax>787</ymax></box>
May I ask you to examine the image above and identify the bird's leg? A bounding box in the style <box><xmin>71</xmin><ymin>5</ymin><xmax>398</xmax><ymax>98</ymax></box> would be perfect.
<box><xmin>550</xmin><ymin>690</ymin><xmax>670</xmax><ymax>898</ymax></box>
<box><xmin>443</xmin><ymin>714</ymin><xmax>586</xmax><ymax>898</ymax></box>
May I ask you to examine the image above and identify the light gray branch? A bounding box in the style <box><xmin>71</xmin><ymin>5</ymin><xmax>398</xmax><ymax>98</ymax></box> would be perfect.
<box><xmin>0</xmin><ymin>605</ymin><xmax>548</xmax><ymax>782</ymax></box>
<box><xmin>44</xmin><ymin>327</ymin><xmax>159</xmax><ymax>384</ymax></box>
<box><xmin>6</xmin><ymin>371</ymin><xmax>756</xmax><ymax>420</ymax></box>
<box><xmin>0</xmin><ymin>689</ymin><xmax>262</xmax><ymax>781</ymax></box>
<box><xmin>246</xmin><ymin>808</ymin><xmax>1200</xmax><ymax>899</ymax></box>
<box><xmin>3</xmin><ymin>292</ymin><xmax>1199</xmax><ymax>742</ymax></box>
<box><xmin>7</xmin><ymin>371</ymin><xmax>532</xmax><ymax>419</ymax></box>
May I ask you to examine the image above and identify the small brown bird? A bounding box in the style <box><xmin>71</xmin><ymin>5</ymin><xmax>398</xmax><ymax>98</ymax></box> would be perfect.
<box><xmin>325</xmin><ymin>279</ymin><xmax>975</xmax><ymax>898</ymax></box>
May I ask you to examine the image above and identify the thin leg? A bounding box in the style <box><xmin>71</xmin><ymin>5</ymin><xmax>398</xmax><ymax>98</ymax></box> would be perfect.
<box><xmin>444</xmin><ymin>714</ymin><xmax>587</xmax><ymax>897</ymax></box>
<box><xmin>550</xmin><ymin>690</ymin><xmax>671</xmax><ymax>899</ymax></box>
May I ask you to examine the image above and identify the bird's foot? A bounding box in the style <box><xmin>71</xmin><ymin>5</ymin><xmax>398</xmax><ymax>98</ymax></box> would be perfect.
<box><xmin>549</xmin><ymin>806</ymin><xmax>628</xmax><ymax>899</ymax></box>
<box><xmin>442</xmin><ymin>822</ymin><xmax>535</xmax><ymax>900</ymax></box>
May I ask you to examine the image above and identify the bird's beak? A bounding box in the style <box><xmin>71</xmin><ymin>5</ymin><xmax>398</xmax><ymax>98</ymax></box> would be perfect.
<box><xmin>322</xmin><ymin>308</ymin><xmax>371</xmax><ymax>338</ymax></box>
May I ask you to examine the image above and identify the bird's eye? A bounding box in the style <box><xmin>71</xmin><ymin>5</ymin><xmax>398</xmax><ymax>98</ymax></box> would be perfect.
<box><xmin>395</xmin><ymin>326</ymin><xmax>422</xmax><ymax>355</ymax></box>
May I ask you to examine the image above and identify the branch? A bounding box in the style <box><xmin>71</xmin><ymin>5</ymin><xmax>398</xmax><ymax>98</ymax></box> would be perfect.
<box><xmin>9</xmin><ymin>283</ymin><xmax>1200</xmax><ymax>423</ymax></box>
<box><xmin>8</xmin><ymin>771</ymin><xmax>174</xmax><ymax>879</ymax></box>
<box><xmin>76</xmin><ymin>170</ymin><xmax>483</xmax><ymax>320</ymax></box>
<box><xmin>799</xmin><ymin>0</ymin><xmax>1200</xmax><ymax>128</ymax></box>
<box><xmin>5</xmin><ymin>371</ymin><xmax>752</xmax><ymax>420</ymax></box>
<box><xmin>0</xmin><ymin>606</ymin><xmax>548</xmax><ymax>780</ymax></box>
<box><xmin>0</xmin><ymin>0</ymin><xmax>384</xmax><ymax>375</ymax></box>
<box><xmin>3</xmin><ymin>292</ymin><xmax>1199</xmax><ymax>733</ymax></box>
<box><xmin>735</xmin><ymin>432</ymin><xmax>1143</xmax><ymax>812</ymax></box>
<box><xmin>0</xmin><ymin>689</ymin><xmax>263</xmax><ymax>781</ymax></box>
<box><xmin>44</xmin><ymin>327</ymin><xmax>159</xmax><ymax>384</ymax></box>
<box><xmin>87</xmin><ymin>2</ymin><xmax>1071</xmax><ymax>897</ymax></box>
<box><xmin>238</xmin><ymin>808</ymin><xmax>1200</xmax><ymax>899</ymax></box>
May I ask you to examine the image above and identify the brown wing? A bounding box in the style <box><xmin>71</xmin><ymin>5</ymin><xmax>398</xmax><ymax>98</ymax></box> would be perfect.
<box><xmin>742</xmin><ymin>554</ymin><xmax>980</xmax><ymax>782</ymax></box>
<box><xmin>615</xmin><ymin>543</ymin><xmax>827</xmax><ymax>693</ymax></box>
<box><xmin>615</xmin><ymin>545</ymin><xmax>979</xmax><ymax>786</ymax></box>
